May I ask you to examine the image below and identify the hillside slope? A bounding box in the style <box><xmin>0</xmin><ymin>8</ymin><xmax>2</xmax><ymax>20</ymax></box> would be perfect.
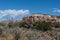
<box><xmin>0</xmin><ymin>14</ymin><xmax>60</xmax><ymax>40</ymax></box>
<box><xmin>0</xmin><ymin>26</ymin><xmax>60</xmax><ymax>40</ymax></box>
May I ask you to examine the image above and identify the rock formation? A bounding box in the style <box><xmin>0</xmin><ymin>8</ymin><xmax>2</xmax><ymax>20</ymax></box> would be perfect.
<box><xmin>0</xmin><ymin>14</ymin><xmax>60</xmax><ymax>40</ymax></box>
<box><xmin>23</xmin><ymin>14</ymin><xmax>60</xmax><ymax>22</ymax></box>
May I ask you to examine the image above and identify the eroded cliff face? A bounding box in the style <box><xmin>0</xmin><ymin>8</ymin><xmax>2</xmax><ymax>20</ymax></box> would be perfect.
<box><xmin>23</xmin><ymin>14</ymin><xmax>60</xmax><ymax>22</ymax></box>
<box><xmin>0</xmin><ymin>26</ymin><xmax>60</xmax><ymax>40</ymax></box>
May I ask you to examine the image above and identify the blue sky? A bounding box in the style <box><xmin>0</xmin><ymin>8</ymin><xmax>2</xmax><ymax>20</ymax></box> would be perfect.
<box><xmin>0</xmin><ymin>0</ymin><xmax>60</xmax><ymax>21</ymax></box>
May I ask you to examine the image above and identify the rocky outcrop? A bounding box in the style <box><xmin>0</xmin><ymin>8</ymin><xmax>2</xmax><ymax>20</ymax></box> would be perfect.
<box><xmin>23</xmin><ymin>14</ymin><xmax>60</xmax><ymax>22</ymax></box>
<box><xmin>0</xmin><ymin>14</ymin><xmax>60</xmax><ymax>40</ymax></box>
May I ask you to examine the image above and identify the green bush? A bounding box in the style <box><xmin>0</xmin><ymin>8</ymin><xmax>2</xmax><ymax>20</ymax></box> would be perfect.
<box><xmin>0</xmin><ymin>23</ymin><xmax>5</xmax><ymax>26</ymax></box>
<box><xmin>8</xmin><ymin>23</ymin><xmax>13</xmax><ymax>27</ymax></box>
<box><xmin>55</xmin><ymin>22</ymin><xmax>60</xmax><ymax>28</ymax></box>
<box><xmin>18</xmin><ymin>21</ymin><xmax>52</xmax><ymax>31</ymax></box>
<box><xmin>33</xmin><ymin>21</ymin><xmax>52</xmax><ymax>31</ymax></box>
<box><xmin>18</xmin><ymin>22</ymin><xmax>33</xmax><ymax>29</ymax></box>
<box><xmin>8</xmin><ymin>21</ymin><xmax>14</xmax><ymax>28</ymax></box>
<box><xmin>19</xmin><ymin>22</ymin><xmax>28</xmax><ymax>27</ymax></box>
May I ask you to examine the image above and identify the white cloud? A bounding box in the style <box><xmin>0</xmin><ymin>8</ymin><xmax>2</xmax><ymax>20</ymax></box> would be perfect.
<box><xmin>53</xmin><ymin>8</ymin><xmax>60</xmax><ymax>13</ymax></box>
<box><xmin>0</xmin><ymin>9</ymin><xmax>29</xmax><ymax>20</ymax></box>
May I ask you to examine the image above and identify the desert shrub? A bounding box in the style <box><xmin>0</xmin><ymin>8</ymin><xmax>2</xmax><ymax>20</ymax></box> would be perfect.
<box><xmin>8</xmin><ymin>23</ymin><xmax>12</xmax><ymax>27</ymax></box>
<box><xmin>19</xmin><ymin>22</ymin><xmax>28</xmax><ymax>27</ymax></box>
<box><xmin>33</xmin><ymin>21</ymin><xmax>52</xmax><ymax>31</ymax></box>
<box><xmin>55</xmin><ymin>22</ymin><xmax>60</xmax><ymax>28</ymax></box>
<box><xmin>19</xmin><ymin>21</ymin><xmax>34</xmax><ymax>29</ymax></box>
<box><xmin>0</xmin><ymin>23</ymin><xmax>5</xmax><ymax>26</ymax></box>
<box><xmin>19</xmin><ymin>22</ymin><xmax>26</xmax><ymax>27</ymax></box>
<box><xmin>8</xmin><ymin>21</ymin><xmax>14</xmax><ymax>28</ymax></box>
<box><xmin>0</xmin><ymin>28</ymin><xmax>3</xmax><ymax>35</ymax></box>
<box><xmin>18</xmin><ymin>21</ymin><xmax>52</xmax><ymax>31</ymax></box>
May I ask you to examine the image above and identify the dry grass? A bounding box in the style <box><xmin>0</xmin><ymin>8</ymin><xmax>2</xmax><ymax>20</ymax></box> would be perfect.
<box><xmin>0</xmin><ymin>26</ymin><xmax>60</xmax><ymax>40</ymax></box>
